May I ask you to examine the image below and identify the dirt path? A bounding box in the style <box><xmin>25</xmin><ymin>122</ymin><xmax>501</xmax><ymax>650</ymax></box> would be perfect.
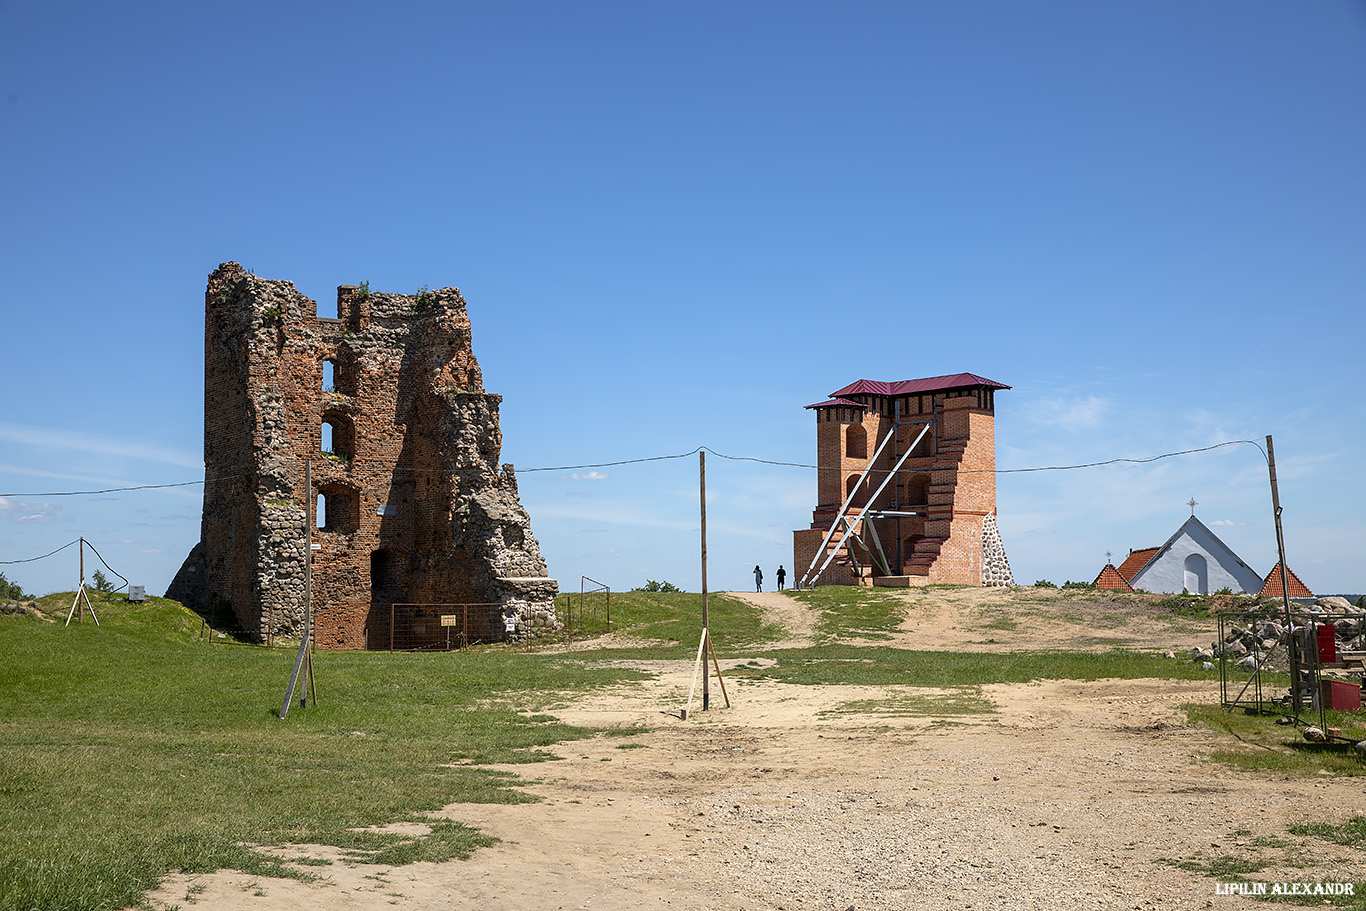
<box><xmin>142</xmin><ymin>591</ymin><xmax>1361</xmax><ymax>911</ymax></box>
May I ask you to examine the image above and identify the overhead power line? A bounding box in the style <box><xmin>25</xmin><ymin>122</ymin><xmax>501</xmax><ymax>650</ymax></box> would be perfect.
<box><xmin>0</xmin><ymin>440</ymin><xmax>1267</xmax><ymax>499</ymax></box>
<box><xmin>0</xmin><ymin>539</ymin><xmax>81</xmax><ymax>565</ymax></box>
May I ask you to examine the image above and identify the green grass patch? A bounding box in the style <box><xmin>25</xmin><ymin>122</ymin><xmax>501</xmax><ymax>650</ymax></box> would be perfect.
<box><xmin>555</xmin><ymin>591</ymin><xmax>785</xmax><ymax>657</ymax></box>
<box><xmin>0</xmin><ymin>595</ymin><xmax>653</xmax><ymax>911</ymax></box>
<box><xmin>784</xmin><ymin>586</ymin><xmax>906</xmax><ymax>640</ymax></box>
<box><xmin>1187</xmin><ymin>705</ymin><xmax>1366</xmax><ymax>778</ymax></box>
<box><xmin>1289</xmin><ymin>817</ymin><xmax>1366</xmax><ymax>850</ymax></box>
<box><xmin>1163</xmin><ymin>854</ymin><xmax>1274</xmax><ymax>876</ymax></box>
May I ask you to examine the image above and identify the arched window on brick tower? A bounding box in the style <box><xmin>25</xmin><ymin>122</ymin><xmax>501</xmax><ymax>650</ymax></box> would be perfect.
<box><xmin>845</xmin><ymin>474</ymin><xmax>869</xmax><ymax>508</ymax></box>
<box><xmin>845</xmin><ymin>423</ymin><xmax>867</xmax><ymax>460</ymax></box>
<box><xmin>904</xmin><ymin>473</ymin><xmax>930</xmax><ymax>507</ymax></box>
<box><xmin>321</xmin><ymin>412</ymin><xmax>354</xmax><ymax>463</ymax></box>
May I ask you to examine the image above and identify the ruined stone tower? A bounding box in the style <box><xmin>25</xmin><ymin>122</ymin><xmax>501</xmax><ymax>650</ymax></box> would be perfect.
<box><xmin>166</xmin><ymin>263</ymin><xmax>557</xmax><ymax>648</ymax></box>
<box><xmin>793</xmin><ymin>374</ymin><xmax>1014</xmax><ymax>588</ymax></box>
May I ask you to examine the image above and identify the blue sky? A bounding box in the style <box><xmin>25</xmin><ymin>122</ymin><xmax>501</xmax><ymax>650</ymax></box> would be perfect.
<box><xmin>1</xmin><ymin>1</ymin><xmax>1363</xmax><ymax>598</ymax></box>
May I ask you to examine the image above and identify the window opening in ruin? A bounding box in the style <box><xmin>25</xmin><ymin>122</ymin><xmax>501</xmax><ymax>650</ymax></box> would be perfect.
<box><xmin>321</xmin><ymin>413</ymin><xmax>354</xmax><ymax>462</ymax></box>
<box><xmin>845</xmin><ymin>424</ymin><xmax>867</xmax><ymax>460</ymax></box>
<box><xmin>322</xmin><ymin>358</ymin><xmax>336</xmax><ymax>392</ymax></box>
<box><xmin>318</xmin><ymin>485</ymin><xmax>359</xmax><ymax>533</ymax></box>
<box><xmin>316</xmin><ymin>494</ymin><xmax>326</xmax><ymax>530</ymax></box>
<box><xmin>371</xmin><ymin>548</ymin><xmax>406</xmax><ymax>603</ymax></box>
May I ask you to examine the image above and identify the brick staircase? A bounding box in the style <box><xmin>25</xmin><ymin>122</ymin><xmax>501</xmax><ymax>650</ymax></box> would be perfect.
<box><xmin>901</xmin><ymin>535</ymin><xmax>947</xmax><ymax>576</ymax></box>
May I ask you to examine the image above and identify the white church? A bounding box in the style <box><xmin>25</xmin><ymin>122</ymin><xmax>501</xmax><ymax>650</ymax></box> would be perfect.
<box><xmin>1094</xmin><ymin>513</ymin><xmax>1266</xmax><ymax>595</ymax></box>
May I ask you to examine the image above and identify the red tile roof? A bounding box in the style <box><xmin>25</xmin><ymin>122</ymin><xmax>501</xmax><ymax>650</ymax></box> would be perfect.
<box><xmin>1257</xmin><ymin>562</ymin><xmax>1314</xmax><ymax>599</ymax></box>
<box><xmin>1116</xmin><ymin>547</ymin><xmax>1159</xmax><ymax>582</ymax></box>
<box><xmin>1093</xmin><ymin>563</ymin><xmax>1133</xmax><ymax>591</ymax></box>
<box><xmin>829</xmin><ymin>373</ymin><xmax>1011</xmax><ymax>398</ymax></box>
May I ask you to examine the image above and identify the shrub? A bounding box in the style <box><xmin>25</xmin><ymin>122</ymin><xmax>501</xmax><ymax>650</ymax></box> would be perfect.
<box><xmin>0</xmin><ymin>571</ymin><xmax>28</xmax><ymax>601</ymax></box>
<box><xmin>1033</xmin><ymin>579</ymin><xmax>1056</xmax><ymax>588</ymax></box>
<box><xmin>631</xmin><ymin>580</ymin><xmax>684</xmax><ymax>593</ymax></box>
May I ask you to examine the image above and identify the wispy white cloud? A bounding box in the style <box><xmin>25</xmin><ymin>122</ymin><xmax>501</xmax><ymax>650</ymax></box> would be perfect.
<box><xmin>1209</xmin><ymin>519</ymin><xmax>1248</xmax><ymax>527</ymax></box>
<box><xmin>562</xmin><ymin>471</ymin><xmax>610</xmax><ymax>481</ymax></box>
<box><xmin>0</xmin><ymin>497</ymin><xmax>60</xmax><ymax>523</ymax></box>
<box><xmin>0</xmin><ymin>422</ymin><xmax>201</xmax><ymax>469</ymax></box>
<box><xmin>1024</xmin><ymin>396</ymin><xmax>1108</xmax><ymax>430</ymax></box>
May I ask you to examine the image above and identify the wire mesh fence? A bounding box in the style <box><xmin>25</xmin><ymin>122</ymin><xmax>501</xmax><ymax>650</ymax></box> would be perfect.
<box><xmin>561</xmin><ymin>576</ymin><xmax>610</xmax><ymax>642</ymax></box>
<box><xmin>384</xmin><ymin>602</ymin><xmax>505</xmax><ymax>651</ymax></box>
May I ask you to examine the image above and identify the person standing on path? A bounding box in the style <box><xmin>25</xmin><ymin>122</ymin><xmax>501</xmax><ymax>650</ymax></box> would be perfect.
<box><xmin>753</xmin><ymin>565</ymin><xmax>763</xmax><ymax>592</ymax></box>
<box><xmin>776</xmin><ymin>565</ymin><xmax>786</xmax><ymax>590</ymax></box>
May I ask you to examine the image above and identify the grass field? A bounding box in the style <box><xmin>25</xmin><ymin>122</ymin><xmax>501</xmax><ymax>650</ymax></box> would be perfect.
<box><xmin>1</xmin><ymin>586</ymin><xmax>1360</xmax><ymax>910</ymax></box>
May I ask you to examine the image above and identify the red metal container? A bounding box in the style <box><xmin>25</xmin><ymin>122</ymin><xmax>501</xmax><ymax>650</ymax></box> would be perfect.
<box><xmin>1320</xmin><ymin>680</ymin><xmax>1361</xmax><ymax>712</ymax></box>
<box><xmin>1317</xmin><ymin>624</ymin><xmax>1337</xmax><ymax>664</ymax></box>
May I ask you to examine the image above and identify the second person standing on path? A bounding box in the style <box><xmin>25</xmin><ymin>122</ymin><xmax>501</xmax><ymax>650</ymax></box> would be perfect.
<box><xmin>753</xmin><ymin>565</ymin><xmax>763</xmax><ymax>592</ymax></box>
<box><xmin>776</xmin><ymin>565</ymin><xmax>786</xmax><ymax>590</ymax></box>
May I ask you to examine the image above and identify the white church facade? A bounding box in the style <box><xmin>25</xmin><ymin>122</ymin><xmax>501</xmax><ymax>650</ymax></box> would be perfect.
<box><xmin>1124</xmin><ymin>515</ymin><xmax>1264</xmax><ymax>595</ymax></box>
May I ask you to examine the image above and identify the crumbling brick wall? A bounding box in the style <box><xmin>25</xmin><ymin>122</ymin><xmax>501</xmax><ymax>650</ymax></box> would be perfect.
<box><xmin>166</xmin><ymin>263</ymin><xmax>557</xmax><ymax>648</ymax></box>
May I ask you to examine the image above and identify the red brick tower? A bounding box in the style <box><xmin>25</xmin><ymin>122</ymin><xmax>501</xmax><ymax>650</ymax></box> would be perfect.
<box><xmin>793</xmin><ymin>374</ymin><xmax>1012</xmax><ymax>587</ymax></box>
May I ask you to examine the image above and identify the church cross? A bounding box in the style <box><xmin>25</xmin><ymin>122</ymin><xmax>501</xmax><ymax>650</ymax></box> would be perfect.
<box><xmin>1188</xmin><ymin>497</ymin><xmax>1198</xmax><ymax>516</ymax></box>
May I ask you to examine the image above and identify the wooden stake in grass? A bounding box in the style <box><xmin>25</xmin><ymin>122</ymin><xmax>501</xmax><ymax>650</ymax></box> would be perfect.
<box><xmin>281</xmin><ymin>461</ymin><xmax>318</xmax><ymax>718</ymax></box>
<box><xmin>65</xmin><ymin>537</ymin><xmax>99</xmax><ymax>627</ymax></box>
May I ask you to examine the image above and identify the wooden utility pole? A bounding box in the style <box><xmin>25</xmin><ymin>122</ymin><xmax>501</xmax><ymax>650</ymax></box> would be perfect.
<box><xmin>700</xmin><ymin>450</ymin><xmax>709</xmax><ymax>711</ymax></box>
<box><xmin>682</xmin><ymin>450</ymin><xmax>728</xmax><ymax>720</ymax></box>
<box><xmin>1266</xmin><ymin>435</ymin><xmax>1300</xmax><ymax>712</ymax></box>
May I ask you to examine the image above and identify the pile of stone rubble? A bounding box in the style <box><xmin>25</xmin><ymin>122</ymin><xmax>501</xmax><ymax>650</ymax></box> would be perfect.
<box><xmin>1181</xmin><ymin>596</ymin><xmax>1365</xmax><ymax>672</ymax></box>
<box><xmin>0</xmin><ymin>601</ymin><xmax>40</xmax><ymax>616</ymax></box>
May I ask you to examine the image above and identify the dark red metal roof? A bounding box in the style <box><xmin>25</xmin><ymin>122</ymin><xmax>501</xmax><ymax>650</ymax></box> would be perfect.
<box><xmin>829</xmin><ymin>373</ymin><xmax>1010</xmax><ymax>398</ymax></box>
<box><xmin>804</xmin><ymin>396</ymin><xmax>870</xmax><ymax>410</ymax></box>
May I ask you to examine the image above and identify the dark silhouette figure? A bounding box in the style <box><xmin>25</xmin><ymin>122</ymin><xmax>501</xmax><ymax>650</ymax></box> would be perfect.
<box><xmin>776</xmin><ymin>565</ymin><xmax>786</xmax><ymax>590</ymax></box>
<box><xmin>753</xmin><ymin>565</ymin><xmax>763</xmax><ymax>592</ymax></box>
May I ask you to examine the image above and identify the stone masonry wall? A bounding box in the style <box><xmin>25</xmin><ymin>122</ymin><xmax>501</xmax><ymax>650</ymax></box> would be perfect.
<box><xmin>167</xmin><ymin>263</ymin><xmax>557</xmax><ymax>648</ymax></box>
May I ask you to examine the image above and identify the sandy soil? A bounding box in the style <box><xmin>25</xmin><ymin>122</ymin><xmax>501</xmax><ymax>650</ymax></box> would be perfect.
<box><xmin>141</xmin><ymin>588</ymin><xmax>1363</xmax><ymax>911</ymax></box>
